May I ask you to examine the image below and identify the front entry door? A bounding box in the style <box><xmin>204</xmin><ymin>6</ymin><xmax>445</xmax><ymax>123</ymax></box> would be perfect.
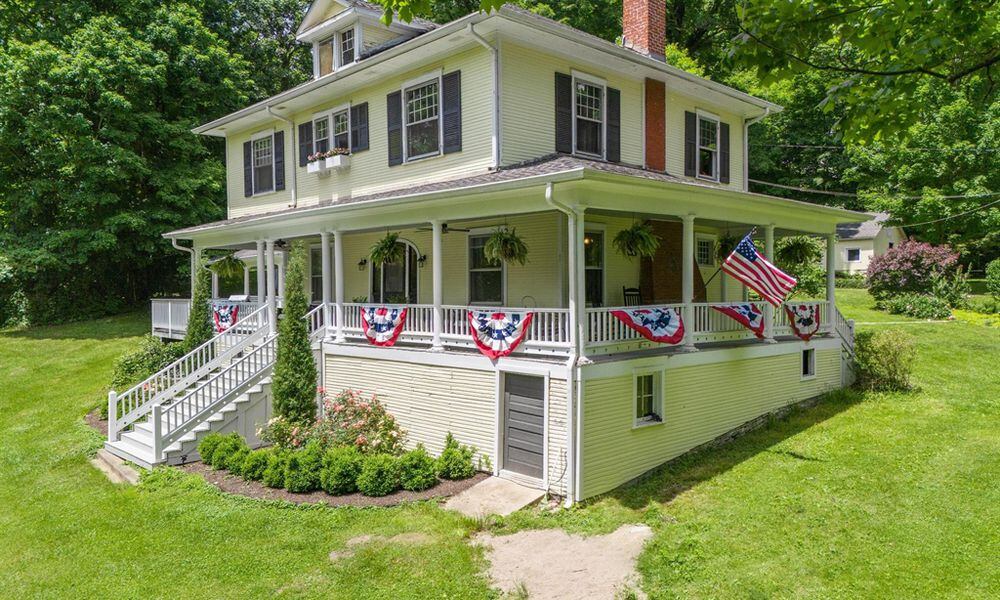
<box><xmin>503</xmin><ymin>373</ymin><xmax>545</xmax><ymax>479</ymax></box>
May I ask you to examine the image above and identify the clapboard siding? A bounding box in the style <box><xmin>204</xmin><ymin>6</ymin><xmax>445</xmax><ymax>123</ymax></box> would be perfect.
<box><xmin>546</xmin><ymin>377</ymin><xmax>568</xmax><ymax>496</ymax></box>
<box><xmin>664</xmin><ymin>91</ymin><xmax>745</xmax><ymax>192</ymax></box>
<box><xmin>580</xmin><ymin>348</ymin><xmax>840</xmax><ymax>498</ymax></box>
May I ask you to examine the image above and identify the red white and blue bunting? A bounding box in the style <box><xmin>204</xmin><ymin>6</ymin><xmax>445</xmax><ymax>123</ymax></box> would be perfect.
<box><xmin>785</xmin><ymin>303</ymin><xmax>822</xmax><ymax>341</ymax></box>
<box><xmin>610</xmin><ymin>307</ymin><xmax>685</xmax><ymax>345</ymax></box>
<box><xmin>712</xmin><ymin>303</ymin><xmax>766</xmax><ymax>339</ymax></box>
<box><xmin>212</xmin><ymin>303</ymin><xmax>239</xmax><ymax>333</ymax></box>
<box><xmin>361</xmin><ymin>307</ymin><xmax>408</xmax><ymax>347</ymax></box>
<box><xmin>468</xmin><ymin>311</ymin><xmax>534</xmax><ymax>360</ymax></box>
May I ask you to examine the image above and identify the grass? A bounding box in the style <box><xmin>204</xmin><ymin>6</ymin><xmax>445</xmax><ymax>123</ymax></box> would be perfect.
<box><xmin>0</xmin><ymin>313</ymin><xmax>490</xmax><ymax>599</ymax></box>
<box><xmin>2</xmin><ymin>292</ymin><xmax>999</xmax><ymax>598</ymax></box>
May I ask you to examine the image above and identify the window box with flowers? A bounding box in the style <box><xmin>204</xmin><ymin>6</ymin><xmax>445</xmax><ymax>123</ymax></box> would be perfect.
<box><xmin>306</xmin><ymin>148</ymin><xmax>351</xmax><ymax>175</ymax></box>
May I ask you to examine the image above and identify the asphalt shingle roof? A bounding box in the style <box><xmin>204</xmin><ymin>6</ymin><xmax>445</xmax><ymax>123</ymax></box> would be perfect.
<box><xmin>836</xmin><ymin>212</ymin><xmax>893</xmax><ymax>240</ymax></box>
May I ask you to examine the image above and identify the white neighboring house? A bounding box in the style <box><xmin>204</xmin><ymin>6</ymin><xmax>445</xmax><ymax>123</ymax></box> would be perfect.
<box><xmin>834</xmin><ymin>212</ymin><xmax>906</xmax><ymax>274</ymax></box>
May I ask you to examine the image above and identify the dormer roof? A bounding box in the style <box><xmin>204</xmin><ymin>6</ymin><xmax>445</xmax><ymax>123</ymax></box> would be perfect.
<box><xmin>295</xmin><ymin>0</ymin><xmax>435</xmax><ymax>43</ymax></box>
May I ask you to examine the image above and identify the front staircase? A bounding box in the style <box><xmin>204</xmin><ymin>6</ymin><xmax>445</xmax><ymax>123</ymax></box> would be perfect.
<box><xmin>105</xmin><ymin>304</ymin><xmax>326</xmax><ymax>468</ymax></box>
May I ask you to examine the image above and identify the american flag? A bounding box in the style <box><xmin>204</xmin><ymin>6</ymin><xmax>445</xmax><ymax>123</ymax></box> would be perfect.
<box><xmin>721</xmin><ymin>233</ymin><xmax>797</xmax><ymax>306</ymax></box>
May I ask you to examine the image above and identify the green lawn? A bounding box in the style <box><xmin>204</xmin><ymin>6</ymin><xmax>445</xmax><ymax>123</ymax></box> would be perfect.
<box><xmin>2</xmin><ymin>294</ymin><xmax>998</xmax><ymax>598</ymax></box>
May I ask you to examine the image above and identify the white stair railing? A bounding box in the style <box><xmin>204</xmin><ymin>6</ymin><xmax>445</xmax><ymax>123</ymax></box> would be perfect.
<box><xmin>108</xmin><ymin>305</ymin><xmax>270</xmax><ymax>441</ymax></box>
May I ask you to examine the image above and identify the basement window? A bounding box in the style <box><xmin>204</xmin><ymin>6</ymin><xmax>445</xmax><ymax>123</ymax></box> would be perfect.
<box><xmin>802</xmin><ymin>349</ymin><xmax>816</xmax><ymax>379</ymax></box>
<box><xmin>634</xmin><ymin>371</ymin><xmax>663</xmax><ymax>427</ymax></box>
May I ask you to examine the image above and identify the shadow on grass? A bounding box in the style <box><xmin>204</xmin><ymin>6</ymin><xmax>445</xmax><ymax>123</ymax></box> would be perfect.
<box><xmin>1</xmin><ymin>311</ymin><xmax>150</xmax><ymax>341</ymax></box>
<box><xmin>601</xmin><ymin>388</ymin><xmax>866</xmax><ymax>510</ymax></box>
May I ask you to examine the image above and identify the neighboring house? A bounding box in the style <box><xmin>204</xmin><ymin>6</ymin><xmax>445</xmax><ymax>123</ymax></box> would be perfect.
<box><xmin>109</xmin><ymin>0</ymin><xmax>864</xmax><ymax>505</ymax></box>
<box><xmin>834</xmin><ymin>212</ymin><xmax>905</xmax><ymax>274</ymax></box>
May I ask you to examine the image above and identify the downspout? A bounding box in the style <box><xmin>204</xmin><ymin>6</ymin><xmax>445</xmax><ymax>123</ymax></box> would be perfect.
<box><xmin>546</xmin><ymin>183</ymin><xmax>582</xmax><ymax>507</ymax></box>
<box><xmin>171</xmin><ymin>237</ymin><xmax>197</xmax><ymax>295</ymax></box>
<box><xmin>743</xmin><ymin>107</ymin><xmax>771</xmax><ymax>192</ymax></box>
<box><xmin>467</xmin><ymin>23</ymin><xmax>500</xmax><ymax>170</ymax></box>
<box><xmin>266</xmin><ymin>106</ymin><xmax>298</xmax><ymax>208</ymax></box>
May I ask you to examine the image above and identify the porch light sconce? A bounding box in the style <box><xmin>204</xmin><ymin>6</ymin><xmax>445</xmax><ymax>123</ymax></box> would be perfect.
<box><xmin>417</xmin><ymin>254</ymin><xmax>428</xmax><ymax>268</ymax></box>
<box><xmin>357</xmin><ymin>258</ymin><xmax>368</xmax><ymax>271</ymax></box>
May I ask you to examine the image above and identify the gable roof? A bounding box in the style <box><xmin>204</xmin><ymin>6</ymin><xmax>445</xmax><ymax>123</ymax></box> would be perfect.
<box><xmin>836</xmin><ymin>212</ymin><xmax>897</xmax><ymax>240</ymax></box>
<box><xmin>296</xmin><ymin>0</ymin><xmax>436</xmax><ymax>40</ymax></box>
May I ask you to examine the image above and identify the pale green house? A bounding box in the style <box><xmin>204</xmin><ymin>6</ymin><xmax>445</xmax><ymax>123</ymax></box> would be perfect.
<box><xmin>109</xmin><ymin>0</ymin><xmax>863</xmax><ymax>504</ymax></box>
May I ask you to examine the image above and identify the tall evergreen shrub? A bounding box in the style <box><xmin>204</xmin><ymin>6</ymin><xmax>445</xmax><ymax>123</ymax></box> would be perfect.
<box><xmin>272</xmin><ymin>242</ymin><xmax>318</xmax><ymax>424</ymax></box>
<box><xmin>184</xmin><ymin>257</ymin><xmax>213</xmax><ymax>351</ymax></box>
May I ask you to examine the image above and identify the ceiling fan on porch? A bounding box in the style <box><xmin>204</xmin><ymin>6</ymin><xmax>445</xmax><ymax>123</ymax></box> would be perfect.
<box><xmin>415</xmin><ymin>223</ymin><xmax>471</xmax><ymax>234</ymax></box>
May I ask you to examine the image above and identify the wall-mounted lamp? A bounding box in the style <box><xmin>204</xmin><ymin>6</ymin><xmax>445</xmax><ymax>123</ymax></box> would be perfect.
<box><xmin>357</xmin><ymin>258</ymin><xmax>368</xmax><ymax>271</ymax></box>
<box><xmin>417</xmin><ymin>254</ymin><xmax>428</xmax><ymax>268</ymax></box>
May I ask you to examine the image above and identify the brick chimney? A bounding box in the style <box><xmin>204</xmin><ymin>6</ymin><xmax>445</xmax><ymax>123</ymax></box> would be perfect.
<box><xmin>622</xmin><ymin>0</ymin><xmax>666</xmax><ymax>61</ymax></box>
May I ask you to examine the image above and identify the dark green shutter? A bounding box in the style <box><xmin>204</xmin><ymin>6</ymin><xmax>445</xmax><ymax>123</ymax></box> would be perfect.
<box><xmin>719</xmin><ymin>122</ymin><xmax>730</xmax><ymax>183</ymax></box>
<box><xmin>442</xmin><ymin>70</ymin><xmax>462</xmax><ymax>154</ymax></box>
<box><xmin>273</xmin><ymin>130</ymin><xmax>285</xmax><ymax>191</ymax></box>
<box><xmin>555</xmin><ymin>72</ymin><xmax>572</xmax><ymax>154</ymax></box>
<box><xmin>350</xmin><ymin>102</ymin><xmax>369</xmax><ymax>152</ymax></box>
<box><xmin>387</xmin><ymin>91</ymin><xmax>403</xmax><ymax>166</ymax></box>
<box><xmin>684</xmin><ymin>111</ymin><xmax>697</xmax><ymax>177</ymax></box>
<box><xmin>298</xmin><ymin>122</ymin><xmax>312</xmax><ymax>167</ymax></box>
<box><xmin>606</xmin><ymin>87</ymin><xmax>621</xmax><ymax>163</ymax></box>
<box><xmin>243</xmin><ymin>141</ymin><xmax>253</xmax><ymax>196</ymax></box>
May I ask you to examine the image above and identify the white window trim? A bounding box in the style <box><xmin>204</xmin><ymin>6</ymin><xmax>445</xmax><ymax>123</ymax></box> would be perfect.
<box><xmin>401</xmin><ymin>70</ymin><xmax>444</xmax><ymax>164</ymax></box>
<box><xmin>584</xmin><ymin>223</ymin><xmax>606</xmax><ymax>307</ymax></box>
<box><xmin>696</xmin><ymin>233</ymin><xmax>718</xmax><ymax>267</ymax></box>
<box><xmin>467</xmin><ymin>228</ymin><xmax>506</xmax><ymax>306</ymax></box>
<box><xmin>332</xmin><ymin>23</ymin><xmax>361</xmax><ymax>71</ymax></box>
<box><xmin>310</xmin><ymin>103</ymin><xmax>352</xmax><ymax>156</ymax></box>
<box><xmin>571</xmin><ymin>70</ymin><xmax>607</xmax><ymax>160</ymax></box>
<box><xmin>633</xmin><ymin>369</ymin><xmax>664</xmax><ymax>428</ymax></box>
<box><xmin>801</xmin><ymin>347</ymin><xmax>817</xmax><ymax>380</ymax></box>
<box><xmin>846</xmin><ymin>247</ymin><xmax>862</xmax><ymax>263</ymax></box>
<box><xmin>249</xmin><ymin>129</ymin><xmax>277</xmax><ymax>197</ymax></box>
<box><xmin>367</xmin><ymin>238</ymin><xmax>420</xmax><ymax>305</ymax></box>
<box><xmin>696</xmin><ymin>109</ymin><xmax>721</xmax><ymax>183</ymax></box>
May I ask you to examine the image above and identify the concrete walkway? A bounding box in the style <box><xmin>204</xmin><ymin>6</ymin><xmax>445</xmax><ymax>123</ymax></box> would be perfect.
<box><xmin>444</xmin><ymin>476</ymin><xmax>544</xmax><ymax>518</ymax></box>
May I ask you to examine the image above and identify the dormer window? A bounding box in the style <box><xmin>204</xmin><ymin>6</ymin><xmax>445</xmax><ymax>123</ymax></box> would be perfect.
<box><xmin>340</xmin><ymin>28</ymin><xmax>355</xmax><ymax>65</ymax></box>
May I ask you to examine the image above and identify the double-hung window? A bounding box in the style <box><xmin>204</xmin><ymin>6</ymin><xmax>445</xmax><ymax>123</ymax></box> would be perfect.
<box><xmin>405</xmin><ymin>79</ymin><xmax>440</xmax><ymax>160</ymax></box>
<box><xmin>575</xmin><ymin>78</ymin><xmax>604</xmax><ymax>157</ymax></box>
<box><xmin>634</xmin><ymin>371</ymin><xmax>663</xmax><ymax>426</ymax></box>
<box><xmin>469</xmin><ymin>234</ymin><xmax>502</xmax><ymax>304</ymax></box>
<box><xmin>332</xmin><ymin>110</ymin><xmax>349</xmax><ymax>149</ymax></box>
<box><xmin>252</xmin><ymin>135</ymin><xmax>274</xmax><ymax>194</ymax></box>
<box><xmin>696</xmin><ymin>236</ymin><xmax>715</xmax><ymax>267</ymax></box>
<box><xmin>339</xmin><ymin>28</ymin><xmax>355</xmax><ymax>65</ymax></box>
<box><xmin>584</xmin><ymin>230</ymin><xmax>604</xmax><ymax>307</ymax></box>
<box><xmin>697</xmin><ymin>114</ymin><xmax>719</xmax><ymax>180</ymax></box>
<box><xmin>313</xmin><ymin>116</ymin><xmax>330</xmax><ymax>154</ymax></box>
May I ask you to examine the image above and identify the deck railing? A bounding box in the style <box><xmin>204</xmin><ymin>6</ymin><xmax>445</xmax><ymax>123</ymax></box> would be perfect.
<box><xmin>151</xmin><ymin>298</ymin><xmax>264</xmax><ymax>339</ymax></box>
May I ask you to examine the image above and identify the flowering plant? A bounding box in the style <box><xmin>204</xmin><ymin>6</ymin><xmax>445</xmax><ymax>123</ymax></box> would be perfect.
<box><xmin>867</xmin><ymin>240</ymin><xmax>959</xmax><ymax>300</ymax></box>
<box><xmin>306</xmin><ymin>147</ymin><xmax>350</xmax><ymax>163</ymax></box>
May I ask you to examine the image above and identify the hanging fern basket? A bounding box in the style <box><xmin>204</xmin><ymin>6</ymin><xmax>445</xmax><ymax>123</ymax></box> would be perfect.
<box><xmin>484</xmin><ymin>227</ymin><xmax>529</xmax><ymax>266</ymax></box>
<box><xmin>613</xmin><ymin>222</ymin><xmax>661</xmax><ymax>258</ymax></box>
<box><xmin>716</xmin><ymin>232</ymin><xmax>740</xmax><ymax>262</ymax></box>
<box><xmin>369</xmin><ymin>232</ymin><xmax>404</xmax><ymax>267</ymax></box>
<box><xmin>209</xmin><ymin>253</ymin><xmax>245</xmax><ymax>280</ymax></box>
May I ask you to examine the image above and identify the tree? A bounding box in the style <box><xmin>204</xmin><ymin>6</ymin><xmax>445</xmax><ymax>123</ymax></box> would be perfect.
<box><xmin>185</xmin><ymin>258</ymin><xmax>214</xmax><ymax>351</ymax></box>
<box><xmin>271</xmin><ymin>242</ymin><xmax>317</xmax><ymax>424</ymax></box>
<box><xmin>733</xmin><ymin>1</ymin><xmax>1000</xmax><ymax>140</ymax></box>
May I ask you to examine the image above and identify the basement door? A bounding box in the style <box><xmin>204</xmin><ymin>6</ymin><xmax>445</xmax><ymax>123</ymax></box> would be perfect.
<box><xmin>502</xmin><ymin>373</ymin><xmax>545</xmax><ymax>480</ymax></box>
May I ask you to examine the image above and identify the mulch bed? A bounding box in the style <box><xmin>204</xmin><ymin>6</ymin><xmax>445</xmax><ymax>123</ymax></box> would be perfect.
<box><xmin>181</xmin><ymin>461</ymin><xmax>489</xmax><ymax>507</ymax></box>
<box><xmin>85</xmin><ymin>409</ymin><xmax>108</xmax><ymax>437</ymax></box>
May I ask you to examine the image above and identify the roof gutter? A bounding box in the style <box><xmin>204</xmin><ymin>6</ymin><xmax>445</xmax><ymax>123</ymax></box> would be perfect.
<box><xmin>743</xmin><ymin>107</ymin><xmax>771</xmax><ymax>192</ymax></box>
<box><xmin>266</xmin><ymin>106</ymin><xmax>298</xmax><ymax>208</ymax></box>
<box><xmin>467</xmin><ymin>23</ymin><xmax>500</xmax><ymax>170</ymax></box>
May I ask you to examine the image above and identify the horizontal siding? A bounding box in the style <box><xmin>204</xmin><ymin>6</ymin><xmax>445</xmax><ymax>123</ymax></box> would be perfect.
<box><xmin>227</xmin><ymin>44</ymin><xmax>494</xmax><ymax>219</ymax></box>
<box><xmin>664</xmin><ymin>90</ymin><xmax>745</xmax><ymax>192</ymax></box>
<box><xmin>546</xmin><ymin>377</ymin><xmax>568</xmax><ymax>496</ymax></box>
<box><xmin>581</xmin><ymin>348</ymin><xmax>841</xmax><ymax>498</ymax></box>
<box><xmin>325</xmin><ymin>354</ymin><xmax>497</xmax><ymax>465</ymax></box>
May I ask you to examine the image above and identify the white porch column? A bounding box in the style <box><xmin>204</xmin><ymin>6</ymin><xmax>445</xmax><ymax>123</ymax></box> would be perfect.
<box><xmin>763</xmin><ymin>224</ymin><xmax>776</xmax><ymax>342</ymax></box>
<box><xmin>320</xmin><ymin>231</ymin><xmax>333</xmax><ymax>334</ymax></box>
<box><xmin>265</xmin><ymin>239</ymin><xmax>277</xmax><ymax>334</ymax></box>
<box><xmin>333</xmin><ymin>230</ymin><xmax>346</xmax><ymax>342</ymax></box>
<box><xmin>211</xmin><ymin>272</ymin><xmax>219</xmax><ymax>299</ymax></box>
<box><xmin>243</xmin><ymin>264</ymin><xmax>251</xmax><ymax>296</ymax></box>
<box><xmin>277</xmin><ymin>258</ymin><xmax>286</xmax><ymax>305</ymax></box>
<box><xmin>574</xmin><ymin>209</ymin><xmax>587</xmax><ymax>356</ymax></box>
<box><xmin>681</xmin><ymin>214</ymin><xmax>697</xmax><ymax>351</ymax></box>
<box><xmin>430</xmin><ymin>220</ymin><xmax>444</xmax><ymax>351</ymax></box>
<box><xmin>256</xmin><ymin>240</ymin><xmax>266</xmax><ymax>302</ymax></box>
<box><xmin>826</xmin><ymin>232</ymin><xmax>837</xmax><ymax>326</ymax></box>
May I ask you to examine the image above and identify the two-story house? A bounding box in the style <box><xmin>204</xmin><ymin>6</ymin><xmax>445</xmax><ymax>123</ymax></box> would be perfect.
<box><xmin>110</xmin><ymin>0</ymin><xmax>863</xmax><ymax>505</ymax></box>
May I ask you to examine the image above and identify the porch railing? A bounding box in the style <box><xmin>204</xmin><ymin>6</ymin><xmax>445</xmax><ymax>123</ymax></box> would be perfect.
<box><xmin>151</xmin><ymin>298</ymin><xmax>264</xmax><ymax>339</ymax></box>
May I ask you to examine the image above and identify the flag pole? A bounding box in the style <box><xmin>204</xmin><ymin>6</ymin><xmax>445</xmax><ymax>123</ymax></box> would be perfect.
<box><xmin>703</xmin><ymin>226</ymin><xmax>757</xmax><ymax>289</ymax></box>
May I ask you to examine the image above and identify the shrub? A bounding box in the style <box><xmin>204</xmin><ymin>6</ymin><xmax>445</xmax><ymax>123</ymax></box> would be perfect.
<box><xmin>197</xmin><ymin>432</ymin><xmax>226</xmax><ymax>465</ymax></box>
<box><xmin>866</xmin><ymin>240</ymin><xmax>959</xmax><ymax>300</ymax></box>
<box><xmin>272</xmin><ymin>242</ymin><xmax>318</xmax><ymax>424</ymax></box>
<box><xmin>883</xmin><ymin>293</ymin><xmax>951</xmax><ymax>319</ymax></box>
<box><xmin>185</xmin><ymin>258</ymin><xmax>214</xmax><ymax>352</ymax></box>
<box><xmin>208</xmin><ymin>433</ymin><xmax>248</xmax><ymax>470</ymax></box>
<box><xmin>399</xmin><ymin>445</ymin><xmax>438</xmax><ymax>491</ymax></box>
<box><xmin>313</xmin><ymin>390</ymin><xmax>406</xmax><ymax>454</ymax></box>
<box><xmin>930</xmin><ymin>267</ymin><xmax>970</xmax><ymax>308</ymax></box>
<box><xmin>241</xmin><ymin>448</ymin><xmax>271</xmax><ymax>481</ymax></box>
<box><xmin>968</xmin><ymin>296</ymin><xmax>1000</xmax><ymax>315</ymax></box>
<box><xmin>262</xmin><ymin>450</ymin><xmax>291</xmax><ymax>488</ymax></box>
<box><xmin>320</xmin><ymin>446</ymin><xmax>363</xmax><ymax>495</ymax></box>
<box><xmin>284</xmin><ymin>441</ymin><xmax>324</xmax><ymax>493</ymax></box>
<box><xmin>835</xmin><ymin>272</ymin><xmax>867</xmax><ymax>288</ymax></box>
<box><xmin>854</xmin><ymin>329</ymin><xmax>915</xmax><ymax>391</ymax></box>
<box><xmin>258</xmin><ymin>415</ymin><xmax>311</xmax><ymax>450</ymax></box>
<box><xmin>356</xmin><ymin>454</ymin><xmax>401</xmax><ymax>497</ymax></box>
<box><xmin>986</xmin><ymin>258</ymin><xmax>1000</xmax><ymax>300</ymax></box>
<box><xmin>436</xmin><ymin>433</ymin><xmax>476</xmax><ymax>480</ymax></box>
<box><xmin>226</xmin><ymin>447</ymin><xmax>251</xmax><ymax>476</ymax></box>
<box><xmin>104</xmin><ymin>335</ymin><xmax>186</xmax><ymax>416</ymax></box>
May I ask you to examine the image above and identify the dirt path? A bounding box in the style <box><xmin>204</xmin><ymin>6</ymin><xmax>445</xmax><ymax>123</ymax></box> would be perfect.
<box><xmin>476</xmin><ymin>524</ymin><xmax>653</xmax><ymax>599</ymax></box>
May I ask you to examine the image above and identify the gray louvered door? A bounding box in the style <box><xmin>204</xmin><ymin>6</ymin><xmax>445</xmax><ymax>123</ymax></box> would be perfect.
<box><xmin>503</xmin><ymin>373</ymin><xmax>545</xmax><ymax>479</ymax></box>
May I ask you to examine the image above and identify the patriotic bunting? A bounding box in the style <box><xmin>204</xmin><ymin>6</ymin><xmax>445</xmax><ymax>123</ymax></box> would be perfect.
<box><xmin>721</xmin><ymin>233</ymin><xmax>797</xmax><ymax>307</ymax></box>
<box><xmin>212</xmin><ymin>303</ymin><xmax>239</xmax><ymax>333</ymax></box>
<box><xmin>712</xmin><ymin>303</ymin><xmax>766</xmax><ymax>338</ymax></box>
<box><xmin>361</xmin><ymin>307</ymin><xmax>408</xmax><ymax>347</ymax></box>
<box><xmin>785</xmin><ymin>303</ymin><xmax>822</xmax><ymax>341</ymax></box>
<box><xmin>610</xmin><ymin>307</ymin><xmax>685</xmax><ymax>345</ymax></box>
<box><xmin>468</xmin><ymin>311</ymin><xmax>534</xmax><ymax>360</ymax></box>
